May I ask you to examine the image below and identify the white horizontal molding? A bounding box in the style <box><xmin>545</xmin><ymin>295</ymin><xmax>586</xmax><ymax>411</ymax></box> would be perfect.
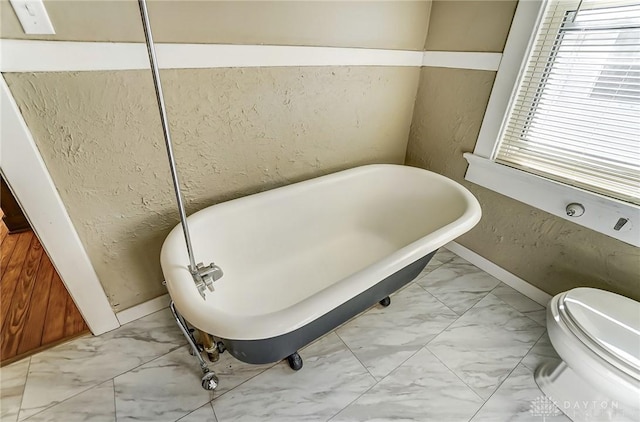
<box><xmin>422</xmin><ymin>51</ymin><xmax>502</xmax><ymax>71</ymax></box>
<box><xmin>1</xmin><ymin>40</ymin><xmax>149</xmax><ymax>72</ymax></box>
<box><xmin>464</xmin><ymin>153</ymin><xmax>640</xmax><ymax>247</ymax></box>
<box><xmin>0</xmin><ymin>39</ymin><xmax>501</xmax><ymax>72</ymax></box>
<box><xmin>0</xmin><ymin>40</ymin><xmax>424</xmax><ymax>72</ymax></box>
<box><xmin>161</xmin><ymin>43</ymin><xmax>425</xmax><ymax>69</ymax></box>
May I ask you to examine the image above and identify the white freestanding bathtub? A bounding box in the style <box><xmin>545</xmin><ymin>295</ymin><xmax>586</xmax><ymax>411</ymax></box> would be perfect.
<box><xmin>161</xmin><ymin>164</ymin><xmax>481</xmax><ymax>365</ymax></box>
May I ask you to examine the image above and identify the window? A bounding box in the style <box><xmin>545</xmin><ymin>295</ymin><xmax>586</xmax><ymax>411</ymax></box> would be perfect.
<box><xmin>465</xmin><ymin>0</ymin><xmax>640</xmax><ymax>246</ymax></box>
<box><xmin>590</xmin><ymin>32</ymin><xmax>640</xmax><ymax>103</ymax></box>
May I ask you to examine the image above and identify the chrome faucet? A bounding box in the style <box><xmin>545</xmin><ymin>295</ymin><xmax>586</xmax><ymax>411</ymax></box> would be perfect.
<box><xmin>138</xmin><ymin>0</ymin><xmax>223</xmax><ymax>299</ymax></box>
<box><xmin>191</xmin><ymin>262</ymin><xmax>224</xmax><ymax>298</ymax></box>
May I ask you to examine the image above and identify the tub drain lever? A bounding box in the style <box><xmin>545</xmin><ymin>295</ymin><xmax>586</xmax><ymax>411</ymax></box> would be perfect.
<box><xmin>191</xmin><ymin>262</ymin><xmax>223</xmax><ymax>299</ymax></box>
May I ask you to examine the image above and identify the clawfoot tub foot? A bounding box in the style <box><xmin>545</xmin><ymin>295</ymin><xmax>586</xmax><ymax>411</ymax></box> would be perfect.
<box><xmin>379</xmin><ymin>296</ymin><xmax>391</xmax><ymax>307</ymax></box>
<box><xmin>287</xmin><ymin>352</ymin><xmax>303</xmax><ymax>371</ymax></box>
<box><xmin>170</xmin><ymin>301</ymin><xmax>219</xmax><ymax>390</ymax></box>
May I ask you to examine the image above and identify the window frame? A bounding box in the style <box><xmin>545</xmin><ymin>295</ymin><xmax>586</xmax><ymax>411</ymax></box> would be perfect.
<box><xmin>464</xmin><ymin>0</ymin><xmax>640</xmax><ymax>247</ymax></box>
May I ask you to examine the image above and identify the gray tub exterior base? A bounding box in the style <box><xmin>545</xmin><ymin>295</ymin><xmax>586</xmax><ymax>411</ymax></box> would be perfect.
<box><xmin>219</xmin><ymin>250</ymin><xmax>437</xmax><ymax>365</ymax></box>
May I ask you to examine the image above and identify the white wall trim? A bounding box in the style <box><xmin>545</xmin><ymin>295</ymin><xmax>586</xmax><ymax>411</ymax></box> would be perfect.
<box><xmin>464</xmin><ymin>155</ymin><xmax>640</xmax><ymax>248</ymax></box>
<box><xmin>0</xmin><ymin>39</ymin><xmax>501</xmax><ymax>72</ymax></box>
<box><xmin>116</xmin><ymin>294</ymin><xmax>170</xmax><ymax>325</ymax></box>
<box><xmin>0</xmin><ymin>40</ymin><xmax>423</xmax><ymax>71</ymax></box>
<box><xmin>0</xmin><ymin>76</ymin><xmax>120</xmax><ymax>335</ymax></box>
<box><xmin>473</xmin><ymin>0</ymin><xmax>544</xmax><ymax>158</ymax></box>
<box><xmin>444</xmin><ymin>241</ymin><xmax>552</xmax><ymax>307</ymax></box>
<box><xmin>422</xmin><ymin>51</ymin><xmax>502</xmax><ymax>71</ymax></box>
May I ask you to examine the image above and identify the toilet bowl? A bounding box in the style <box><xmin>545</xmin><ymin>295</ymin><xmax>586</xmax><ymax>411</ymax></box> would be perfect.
<box><xmin>535</xmin><ymin>287</ymin><xmax>640</xmax><ymax>422</ymax></box>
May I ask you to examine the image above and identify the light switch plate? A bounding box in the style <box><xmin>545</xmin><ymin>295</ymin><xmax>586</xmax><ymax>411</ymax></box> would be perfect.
<box><xmin>9</xmin><ymin>0</ymin><xmax>55</xmax><ymax>35</ymax></box>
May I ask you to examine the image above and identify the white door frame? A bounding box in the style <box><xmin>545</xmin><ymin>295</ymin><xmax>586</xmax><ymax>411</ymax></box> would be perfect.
<box><xmin>1</xmin><ymin>76</ymin><xmax>119</xmax><ymax>335</ymax></box>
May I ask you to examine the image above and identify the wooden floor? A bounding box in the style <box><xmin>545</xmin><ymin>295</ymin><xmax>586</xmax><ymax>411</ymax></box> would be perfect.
<box><xmin>1</xmin><ymin>221</ymin><xmax>89</xmax><ymax>366</ymax></box>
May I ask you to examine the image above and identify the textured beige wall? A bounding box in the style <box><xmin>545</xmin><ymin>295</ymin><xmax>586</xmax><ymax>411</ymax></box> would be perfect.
<box><xmin>1</xmin><ymin>0</ymin><xmax>431</xmax><ymax>50</ymax></box>
<box><xmin>405</xmin><ymin>69</ymin><xmax>640</xmax><ymax>300</ymax></box>
<box><xmin>424</xmin><ymin>0</ymin><xmax>517</xmax><ymax>52</ymax></box>
<box><xmin>5</xmin><ymin>66</ymin><xmax>420</xmax><ymax>310</ymax></box>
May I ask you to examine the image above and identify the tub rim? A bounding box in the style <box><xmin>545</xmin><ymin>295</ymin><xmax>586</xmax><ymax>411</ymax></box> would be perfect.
<box><xmin>160</xmin><ymin>164</ymin><xmax>481</xmax><ymax>340</ymax></box>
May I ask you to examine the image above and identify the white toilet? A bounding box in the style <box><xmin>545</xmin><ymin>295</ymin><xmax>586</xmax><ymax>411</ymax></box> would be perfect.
<box><xmin>535</xmin><ymin>287</ymin><xmax>640</xmax><ymax>422</ymax></box>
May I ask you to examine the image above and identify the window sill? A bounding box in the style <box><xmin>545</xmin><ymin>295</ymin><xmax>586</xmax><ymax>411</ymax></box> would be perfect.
<box><xmin>463</xmin><ymin>153</ymin><xmax>640</xmax><ymax>247</ymax></box>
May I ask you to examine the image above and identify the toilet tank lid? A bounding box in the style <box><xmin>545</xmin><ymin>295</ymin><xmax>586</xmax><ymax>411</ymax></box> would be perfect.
<box><xmin>563</xmin><ymin>288</ymin><xmax>640</xmax><ymax>372</ymax></box>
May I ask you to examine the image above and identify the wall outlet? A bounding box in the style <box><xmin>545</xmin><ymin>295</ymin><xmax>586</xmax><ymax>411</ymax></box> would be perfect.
<box><xmin>9</xmin><ymin>0</ymin><xmax>55</xmax><ymax>35</ymax></box>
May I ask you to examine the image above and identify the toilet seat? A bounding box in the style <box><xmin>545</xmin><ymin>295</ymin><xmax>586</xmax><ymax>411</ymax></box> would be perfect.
<box><xmin>556</xmin><ymin>288</ymin><xmax>640</xmax><ymax>381</ymax></box>
<box><xmin>538</xmin><ymin>288</ymin><xmax>640</xmax><ymax>420</ymax></box>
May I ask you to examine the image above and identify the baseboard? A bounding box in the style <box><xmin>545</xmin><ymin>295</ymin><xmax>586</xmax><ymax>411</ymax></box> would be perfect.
<box><xmin>116</xmin><ymin>293</ymin><xmax>171</xmax><ymax>325</ymax></box>
<box><xmin>444</xmin><ymin>241</ymin><xmax>552</xmax><ymax>307</ymax></box>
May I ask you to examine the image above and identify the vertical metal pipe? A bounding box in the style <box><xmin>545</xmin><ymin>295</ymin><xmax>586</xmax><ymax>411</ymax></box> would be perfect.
<box><xmin>170</xmin><ymin>301</ymin><xmax>208</xmax><ymax>370</ymax></box>
<box><xmin>137</xmin><ymin>0</ymin><xmax>197</xmax><ymax>271</ymax></box>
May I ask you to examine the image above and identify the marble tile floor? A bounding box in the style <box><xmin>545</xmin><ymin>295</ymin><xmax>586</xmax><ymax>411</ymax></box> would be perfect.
<box><xmin>1</xmin><ymin>248</ymin><xmax>575</xmax><ymax>422</ymax></box>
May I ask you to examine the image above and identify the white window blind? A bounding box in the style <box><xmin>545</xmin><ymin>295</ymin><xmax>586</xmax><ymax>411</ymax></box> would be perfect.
<box><xmin>495</xmin><ymin>0</ymin><xmax>640</xmax><ymax>205</ymax></box>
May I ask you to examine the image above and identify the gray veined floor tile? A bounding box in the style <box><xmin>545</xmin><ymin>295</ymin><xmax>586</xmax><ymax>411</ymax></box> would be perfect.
<box><xmin>416</xmin><ymin>257</ymin><xmax>444</xmax><ymax>277</ymax></box>
<box><xmin>331</xmin><ymin>347</ymin><xmax>484</xmax><ymax>422</ymax></box>
<box><xmin>420</xmin><ymin>256</ymin><xmax>444</xmax><ymax>274</ymax></box>
<box><xmin>114</xmin><ymin>346</ymin><xmax>271</xmax><ymax>421</ymax></box>
<box><xmin>470</xmin><ymin>363</ymin><xmax>569</xmax><ymax>422</ymax></box>
<box><xmin>0</xmin><ymin>357</ymin><xmax>30</xmax><ymax>422</ymax></box>
<box><xmin>435</xmin><ymin>248</ymin><xmax>459</xmax><ymax>264</ymax></box>
<box><xmin>428</xmin><ymin>293</ymin><xmax>545</xmax><ymax>400</ymax></box>
<box><xmin>490</xmin><ymin>283</ymin><xmax>548</xmax><ymax>326</ymax></box>
<box><xmin>336</xmin><ymin>284</ymin><xmax>458</xmax><ymax>380</ymax></box>
<box><xmin>18</xmin><ymin>309</ymin><xmax>186</xmax><ymax>420</ymax></box>
<box><xmin>114</xmin><ymin>346</ymin><xmax>213</xmax><ymax>422</ymax></box>
<box><xmin>491</xmin><ymin>283</ymin><xmax>545</xmax><ymax>313</ymax></box>
<box><xmin>523</xmin><ymin>309</ymin><xmax>547</xmax><ymax>327</ymax></box>
<box><xmin>212</xmin><ymin>332</ymin><xmax>376</xmax><ymax>422</ymax></box>
<box><xmin>521</xmin><ymin>331</ymin><xmax>560</xmax><ymax>373</ymax></box>
<box><xmin>114</xmin><ymin>344</ymin><xmax>271</xmax><ymax>422</ymax></box>
<box><xmin>413</xmin><ymin>248</ymin><xmax>459</xmax><ymax>281</ymax></box>
<box><xmin>25</xmin><ymin>380</ymin><xmax>116</xmax><ymax>422</ymax></box>
<box><xmin>417</xmin><ymin>256</ymin><xmax>501</xmax><ymax>315</ymax></box>
<box><xmin>177</xmin><ymin>402</ymin><xmax>217</xmax><ymax>422</ymax></box>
